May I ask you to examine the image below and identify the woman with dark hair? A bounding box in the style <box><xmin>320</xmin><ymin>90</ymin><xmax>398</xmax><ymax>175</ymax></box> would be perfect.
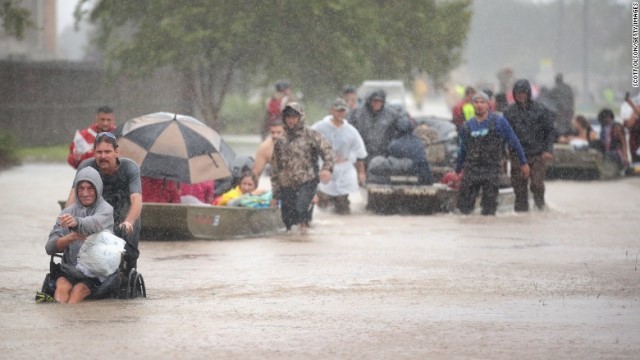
<box><xmin>597</xmin><ymin>108</ymin><xmax>628</xmax><ymax>168</ymax></box>
<box><xmin>557</xmin><ymin>115</ymin><xmax>599</xmax><ymax>148</ymax></box>
<box><xmin>213</xmin><ymin>171</ymin><xmax>262</xmax><ymax>206</ymax></box>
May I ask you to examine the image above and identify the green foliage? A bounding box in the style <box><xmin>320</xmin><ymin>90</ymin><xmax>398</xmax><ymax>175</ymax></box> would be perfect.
<box><xmin>80</xmin><ymin>0</ymin><xmax>471</xmax><ymax>128</ymax></box>
<box><xmin>0</xmin><ymin>132</ymin><xmax>20</xmax><ymax>169</ymax></box>
<box><xmin>0</xmin><ymin>0</ymin><xmax>32</xmax><ymax>39</ymax></box>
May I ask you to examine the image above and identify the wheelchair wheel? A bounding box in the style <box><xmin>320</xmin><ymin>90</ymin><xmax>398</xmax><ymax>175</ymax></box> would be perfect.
<box><xmin>107</xmin><ymin>271</ymin><xmax>127</xmax><ymax>299</ymax></box>
<box><xmin>126</xmin><ymin>268</ymin><xmax>146</xmax><ymax>299</ymax></box>
<box><xmin>131</xmin><ymin>273</ymin><xmax>146</xmax><ymax>299</ymax></box>
<box><xmin>41</xmin><ymin>273</ymin><xmax>55</xmax><ymax>296</ymax></box>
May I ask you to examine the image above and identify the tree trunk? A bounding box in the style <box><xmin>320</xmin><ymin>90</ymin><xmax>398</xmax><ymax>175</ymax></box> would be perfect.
<box><xmin>187</xmin><ymin>61</ymin><xmax>236</xmax><ymax>131</ymax></box>
<box><xmin>178</xmin><ymin>70</ymin><xmax>195</xmax><ymax>116</ymax></box>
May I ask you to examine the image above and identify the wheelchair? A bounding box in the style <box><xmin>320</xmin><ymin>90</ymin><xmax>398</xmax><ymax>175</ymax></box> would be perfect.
<box><xmin>41</xmin><ymin>253</ymin><xmax>146</xmax><ymax>300</ymax></box>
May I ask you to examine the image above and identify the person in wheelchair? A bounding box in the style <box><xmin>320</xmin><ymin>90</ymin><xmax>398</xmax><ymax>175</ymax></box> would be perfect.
<box><xmin>42</xmin><ymin>167</ymin><xmax>114</xmax><ymax>303</ymax></box>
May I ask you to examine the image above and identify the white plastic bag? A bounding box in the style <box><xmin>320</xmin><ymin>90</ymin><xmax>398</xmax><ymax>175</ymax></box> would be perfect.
<box><xmin>76</xmin><ymin>231</ymin><xmax>126</xmax><ymax>282</ymax></box>
<box><xmin>180</xmin><ymin>195</ymin><xmax>210</xmax><ymax>205</ymax></box>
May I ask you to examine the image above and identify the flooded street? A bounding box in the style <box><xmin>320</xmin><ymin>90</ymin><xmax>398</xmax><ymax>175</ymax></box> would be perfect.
<box><xmin>1</xmin><ymin>163</ymin><xmax>639</xmax><ymax>359</ymax></box>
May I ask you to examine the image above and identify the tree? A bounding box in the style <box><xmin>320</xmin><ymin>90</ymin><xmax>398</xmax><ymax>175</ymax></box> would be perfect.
<box><xmin>0</xmin><ymin>0</ymin><xmax>32</xmax><ymax>39</ymax></box>
<box><xmin>78</xmin><ymin>0</ymin><xmax>471</xmax><ymax>129</ymax></box>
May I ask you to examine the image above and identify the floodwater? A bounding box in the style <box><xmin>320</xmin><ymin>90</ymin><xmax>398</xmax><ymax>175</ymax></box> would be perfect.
<box><xmin>1</xmin><ymin>163</ymin><xmax>639</xmax><ymax>359</ymax></box>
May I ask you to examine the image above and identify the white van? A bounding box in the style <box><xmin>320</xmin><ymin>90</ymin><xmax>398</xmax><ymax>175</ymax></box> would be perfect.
<box><xmin>356</xmin><ymin>80</ymin><xmax>407</xmax><ymax>111</ymax></box>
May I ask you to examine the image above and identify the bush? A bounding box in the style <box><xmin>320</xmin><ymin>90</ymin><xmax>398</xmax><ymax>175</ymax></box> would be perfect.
<box><xmin>0</xmin><ymin>132</ymin><xmax>20</xmax><ymax>170</ymax></box>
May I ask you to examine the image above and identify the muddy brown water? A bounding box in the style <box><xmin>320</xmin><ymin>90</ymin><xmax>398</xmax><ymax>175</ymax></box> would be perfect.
<box><xmin>1</xmin><ymin>163</ymin><xmax>639</xmax><ymax>359</ymax></box>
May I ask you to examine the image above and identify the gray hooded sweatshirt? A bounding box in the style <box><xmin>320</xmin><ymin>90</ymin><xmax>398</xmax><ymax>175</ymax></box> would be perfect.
<box><xmin>46</xmin><ymin>167</ymin><xmax>114</xmax><ymax>278</ymax></box>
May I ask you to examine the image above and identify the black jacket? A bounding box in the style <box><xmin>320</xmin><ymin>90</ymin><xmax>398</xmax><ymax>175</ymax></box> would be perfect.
<box><xmin>348</xmin><ymin>90</ymin><xmax>402</xmax><ymax>162</ymax></box>
<box><xmin>504</xmin><ymin>79</ymin><xmax>556</xmax><ymax>157</ymax></box>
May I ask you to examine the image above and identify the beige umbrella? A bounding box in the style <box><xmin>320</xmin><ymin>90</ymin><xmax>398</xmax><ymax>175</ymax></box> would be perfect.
<box><xmin>117</xmin><ymin>112</ymin><xmax>236</xmax><ymax>183</ymax></box>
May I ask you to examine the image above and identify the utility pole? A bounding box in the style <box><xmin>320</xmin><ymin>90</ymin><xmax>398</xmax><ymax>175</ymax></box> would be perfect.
<box><xmin>582</xmin><ymin>0</ymin><xmax>590</xmax><ymax>105</ymax></box>
<box><xmin>556</xmin><ymin>0</ymin><xmax>565</xmax><ymax>74</ymax></box>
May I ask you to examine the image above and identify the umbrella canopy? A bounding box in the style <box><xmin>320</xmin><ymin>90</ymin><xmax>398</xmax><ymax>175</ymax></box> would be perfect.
<box><xmin>118</xmin><ymin>112</ymin><xmax>236</xmax><ymax>184</ymax></box>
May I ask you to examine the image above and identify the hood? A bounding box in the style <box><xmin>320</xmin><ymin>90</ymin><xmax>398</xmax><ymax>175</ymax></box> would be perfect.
<box><xmin>512</xmin><ymin>79</ymin><xmax>532</xmax><ymax>102</ymax></box>
<box><xmin>396</xmin><ymin>116</ymin><xmax>415</xmax><ymax>135</ymax></box>
<box><xmin>365</xmin><ymin>90</ymin><xmax>386</xmax><ymax>112</ymax></box>
<box><xmin>74</xmin><ymin>166</ymin><xmax>104</xmax><ymax>202</ymax></box>
<box><xmin>282</xmin><ymin>102</ymin><xmax>306</xmax><ymax>134</ymax></box>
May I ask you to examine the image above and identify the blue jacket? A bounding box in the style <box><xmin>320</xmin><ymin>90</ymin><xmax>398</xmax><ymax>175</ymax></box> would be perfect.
<box><xmin>456</xmin><ymin>113</ymin><xmax>528</xmax><ymax>174</ymax></box>
<box><xmin>388</xmin><ymin>120</ymin><xmax>433</xmax><ymax>185</ymax></box>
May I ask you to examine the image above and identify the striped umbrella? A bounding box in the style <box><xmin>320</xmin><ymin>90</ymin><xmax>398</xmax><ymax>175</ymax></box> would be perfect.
<box><xmin>117</xmin><ymin>112</ymin><xmax>236</xmax><ymax>183</ymax></box>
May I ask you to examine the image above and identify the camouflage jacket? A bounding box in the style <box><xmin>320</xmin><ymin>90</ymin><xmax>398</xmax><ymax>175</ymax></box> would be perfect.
<box><xmin>271</xmin><ymin>126</ymin><xmax>334</xmax><ymax>199</ymax></box>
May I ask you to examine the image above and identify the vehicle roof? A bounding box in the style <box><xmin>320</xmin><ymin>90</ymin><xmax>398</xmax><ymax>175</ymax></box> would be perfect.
<box><xmin>360</xmin><ymin>80</ymin><xmax>405</xmax><ymax>87</ymax></box>
<box><xmin>357</xmin><ymin>80</ymin><xmax>406</xmax><ymax>108</ymax></box>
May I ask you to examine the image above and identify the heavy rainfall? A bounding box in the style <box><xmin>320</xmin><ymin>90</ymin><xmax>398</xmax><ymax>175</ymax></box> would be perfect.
<box><xmin>0</xmin><ymin>0</ymin><xmax>638</xmax><ymax>359</ymax></box>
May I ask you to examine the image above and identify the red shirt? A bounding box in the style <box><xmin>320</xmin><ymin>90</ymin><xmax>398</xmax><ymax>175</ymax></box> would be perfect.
<box><xmin>141</xmin><ymin>177</ymin><xmax>181</xmax><ymax>203</ymax></box>
<box><xmin>67</xmin><ymin>123</ymin><xmax>116</xmax><ymax>169</ymax></box>
<box><xmin>440</xmin><ymin>171</ymin><xmax>462</xmax><ymax>191</ymax></box>
<box><xmin>451</xmin><ymin>100</ymin><xmax>469</xmax><ymax>128</ymax></box>
<box><xmin>266</xmin><ymin>97</ymin><xmax>284</xmax><ymax>126</ymax></box>
<box><xmin>180</xmin><ymin>181</ymin><xmax>215</xmax><ymax>203</ymax></box>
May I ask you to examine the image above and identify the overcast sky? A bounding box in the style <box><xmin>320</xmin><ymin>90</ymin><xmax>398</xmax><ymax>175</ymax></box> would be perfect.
<box><xmin>56</xmin><ymin>1</ymin><xmax>75</xmax><ymax>35</ymax></box>
<box><xmin>57</xmin><ymin>0</ymin><xmax>96</xmax><ymax>35</ymax></box>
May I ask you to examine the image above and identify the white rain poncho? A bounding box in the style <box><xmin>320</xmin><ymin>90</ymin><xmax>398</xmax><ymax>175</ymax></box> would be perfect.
<box><xmin>312</xmin><ymin>115</ymin><xmax>367</xmax><ymax>196</ymax></box>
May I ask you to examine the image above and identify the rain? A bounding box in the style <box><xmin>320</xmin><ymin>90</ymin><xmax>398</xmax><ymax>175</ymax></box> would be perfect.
<box><xmin>0</xmin><ymin>0</ymin><xmax>639</xmax><ymax>358</ymax></box>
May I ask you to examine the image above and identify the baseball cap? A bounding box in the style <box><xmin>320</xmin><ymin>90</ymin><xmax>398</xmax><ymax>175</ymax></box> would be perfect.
<box><xmin>472</xmin><ymin>91</ymin><xmax>490</xmax><ymax>102</ymax></box>
<box><xmin>275</xmin><ymin>80</ymin><xmax>291</xmax><ymax>92</ymax></box>
<box><xmin>332</xmin><ymin>98</ymin><xmax>348</xmax><ymax>111</ymax></box>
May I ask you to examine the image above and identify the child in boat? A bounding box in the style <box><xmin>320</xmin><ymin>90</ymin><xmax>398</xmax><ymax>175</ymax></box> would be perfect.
<box><xmin>213</xmin><ymin>172</ymin><xmax>269</xmax><ymax>207</ymax></box>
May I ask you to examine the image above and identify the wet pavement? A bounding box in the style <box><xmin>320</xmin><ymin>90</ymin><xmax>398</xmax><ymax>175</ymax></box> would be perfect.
<box><xmin>1</xmin><ymin>163</ymin><xmax>639</xmax><ymax>359</ymax></box>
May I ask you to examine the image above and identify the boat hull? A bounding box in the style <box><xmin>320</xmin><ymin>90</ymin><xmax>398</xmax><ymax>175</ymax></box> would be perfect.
<box><xmin>141</xmin><ymin>203</ymin><xmax>283</xmax><ymax>240</ymax></box>
<box><xmin>547</xmin><ymin>144</ymin><xmax>621</xmax><ymax>180</ymax></box>
<box><xmin>366</xmin><ymin>184</ymin><xmax>516</xmax><ymax>214</ymax></box>
<box><xmin>59</xmin><ymin>201</ymin><xmax>284</xmax><ymax>240</ymax></box>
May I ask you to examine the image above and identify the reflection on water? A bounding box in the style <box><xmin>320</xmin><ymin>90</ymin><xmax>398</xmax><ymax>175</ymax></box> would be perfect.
<box><xmin>1</xmin><ymin>163</ymin><xmax>639</xmax><ymax>358</ymax></box>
